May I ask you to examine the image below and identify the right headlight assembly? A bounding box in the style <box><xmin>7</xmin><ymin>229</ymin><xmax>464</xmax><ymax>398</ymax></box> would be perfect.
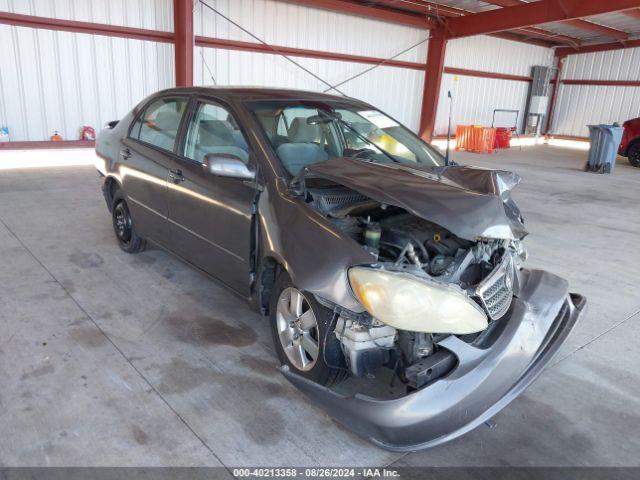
<box><xmin>348</xmin><ymin>267</ymin><xmax>488</xmax><ymax>334</ymax></box>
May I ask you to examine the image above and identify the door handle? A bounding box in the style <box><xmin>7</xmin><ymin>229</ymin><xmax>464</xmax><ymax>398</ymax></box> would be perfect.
<box><xmin>169</xmin><ymin>168</ymin><xmax>184</xmax><ymax>184</ymax></box>
<box><xmin>120</xmin><ymin>148</ymin><xmax>131</xmax><ymax>160</ymax></box>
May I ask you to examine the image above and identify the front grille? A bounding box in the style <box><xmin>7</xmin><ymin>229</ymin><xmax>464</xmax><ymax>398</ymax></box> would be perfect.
<box><xmin>476</xmin><ymin>255</ymin><xmax>514</xmax><ymax>320</ymax></box>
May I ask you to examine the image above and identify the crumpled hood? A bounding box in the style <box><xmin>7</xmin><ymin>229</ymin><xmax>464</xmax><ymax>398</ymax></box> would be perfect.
<box><xmin>305</xmin><ymin>157</ymin><xmax>528</xmax><ymax>240</ymax></box>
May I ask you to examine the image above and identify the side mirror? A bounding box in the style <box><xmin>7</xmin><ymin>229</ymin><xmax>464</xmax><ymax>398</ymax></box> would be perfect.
<box><xmin>203</xmin><ymin>153</ymin><xmax>255</xmax><ymax>180</ymax></box>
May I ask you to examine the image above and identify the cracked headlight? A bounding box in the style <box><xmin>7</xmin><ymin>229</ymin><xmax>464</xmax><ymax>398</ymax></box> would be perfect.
<box><xmin>348</xmin><ymin>267</ymin><xmax>488</xmax><ymax>334</ymax></box>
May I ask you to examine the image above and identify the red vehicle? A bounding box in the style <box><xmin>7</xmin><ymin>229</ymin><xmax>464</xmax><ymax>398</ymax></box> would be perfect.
<box><xmin>619</xmin><ymin>117</ymin><xmax>640</xmax><ymax>167</ymax></box>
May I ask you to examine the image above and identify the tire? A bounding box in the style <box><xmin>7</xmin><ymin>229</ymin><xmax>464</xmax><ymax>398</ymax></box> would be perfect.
<box><xmin>269</xmin><ymin>270</ymin><xmax>347</xmax><ymax>386</ymax></box>
<box><xmin>628</xmin><ymin>142</ymin><xmax>640</xmax><ymax>168</ymax></box>
<box><xmin>111</xmin><ymin>190</ymin><xmax>146</xmax><ymax>254</ymax></box>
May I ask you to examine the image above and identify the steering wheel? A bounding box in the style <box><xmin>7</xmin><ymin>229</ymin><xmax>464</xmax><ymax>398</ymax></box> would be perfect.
<box><xmin>350</xmin><ymin>148</ymin><xmax>377</xmax><ymax>159</ymax></box>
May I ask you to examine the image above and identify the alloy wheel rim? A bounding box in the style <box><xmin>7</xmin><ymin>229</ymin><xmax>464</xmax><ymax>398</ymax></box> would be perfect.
<box><xmin>276</xmin><ymin>287</ymin><xmax>320</xmax><ymax>372</ymax></box>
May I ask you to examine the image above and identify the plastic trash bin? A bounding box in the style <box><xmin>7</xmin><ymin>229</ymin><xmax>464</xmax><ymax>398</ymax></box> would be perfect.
<box><xmin>586</xmin><ymin>124</ymin><xmax>624</xmax><ymax>174</ymax></box>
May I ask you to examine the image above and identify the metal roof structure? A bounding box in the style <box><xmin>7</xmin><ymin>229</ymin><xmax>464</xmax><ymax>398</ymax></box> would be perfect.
<box><xmin>343</xmin><ymin>0</ymin><xmax>640</xmax><ymax>48</ymax></box>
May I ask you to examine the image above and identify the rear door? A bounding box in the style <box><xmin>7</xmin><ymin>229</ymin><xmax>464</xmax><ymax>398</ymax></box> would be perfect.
<box><xmin>167</xmin><ymin>98</ymin><xmax>257</xmax><ymax>294</ymax></box>
<box><xmin>121</xmin><ymin>95</ymin><xmax>189</xmax><ymax>243</ymax></box>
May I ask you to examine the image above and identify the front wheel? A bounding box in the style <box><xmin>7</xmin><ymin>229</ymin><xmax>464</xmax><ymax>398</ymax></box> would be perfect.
<box><xmin>628</xmin><ymin>143</ymin><xmax>640</xmax><ymax>167</ymax></box>
<box><xmin>111</xmin><ymin>191</ymin><xmax>146</xmax><ymax>253</ymax></box>
<box><xmin>269</xmin><ymin>271</ymin><xmax>347</xmax><ymax>386</ymax></box>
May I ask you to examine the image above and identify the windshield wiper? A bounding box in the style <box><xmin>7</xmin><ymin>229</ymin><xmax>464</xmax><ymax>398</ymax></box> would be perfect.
<box><xmin>318</xmin><ymin>110</ymin><xmax>399</xmax><ymax>164</ymax></box>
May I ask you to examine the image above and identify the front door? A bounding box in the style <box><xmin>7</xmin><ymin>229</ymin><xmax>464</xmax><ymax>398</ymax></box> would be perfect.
<box><xmin>121</xmin><ymin>96</ymin><xmax>188</xmax><ymax>243</ymax></box>
<box><xmin>167</xmin><ymin>99</ymin><xmax>258</xmax><ymax>294</ymax></box>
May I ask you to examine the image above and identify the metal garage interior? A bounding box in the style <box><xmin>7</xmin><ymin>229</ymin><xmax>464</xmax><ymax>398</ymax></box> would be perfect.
<box><xmin>0</xmin><ymin>0</ymin><xmax>639</xmax><ymax>474</ymax></box>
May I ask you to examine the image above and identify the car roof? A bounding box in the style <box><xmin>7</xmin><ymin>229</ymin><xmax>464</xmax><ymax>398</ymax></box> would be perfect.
<box><xmin>156</xmin><ymin>86</ymin><xmax>370</xmax><ymax>105</ymax></box>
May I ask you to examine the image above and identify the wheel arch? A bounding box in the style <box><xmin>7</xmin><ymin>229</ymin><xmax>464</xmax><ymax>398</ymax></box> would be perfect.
<box><xmin>257</xmin><ymin>255</ymin><xmax>286</xmax><ymax>316</ymax></box>
<box><xmin>102</xmin><ymin>175</ymin><xmax>123</xmax><ymax>212</ymax></box>
<box><xmin>624</xmin><ymin>136</ymin><xmax>640</xmax><ymax>157</ymax></box>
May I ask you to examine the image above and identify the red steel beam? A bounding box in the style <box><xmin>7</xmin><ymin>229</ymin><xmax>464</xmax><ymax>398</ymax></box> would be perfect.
<box><xmin>363</xmin><ymin>0</ymin><xmax>462</xmax><ymax>18</ymax></box>
<box><xmin>444</xmin><ymin>66</ymin><xmax>532</xmax><ymax>82</ymax></box>
<box><xmin>516</xmin><ymin>27</ymin><xmax>581</xmax><ymax>46</ymax></box>
<box><xmin>290</xmin><ymin>0</ymin><xmax>582</xmax><ymax>46</ymax></box>
<box><xmin>361</xmin><ymin>0</ymin><xmax>581</xmax><ymax>45</ymax></box>
<box><xmin>197</xmin><ymin>35</ymin><xmax>549</xmax><ymax>84</ymax></box>
<box><xmin>490</xmin><ymin>30</ymin><xmax>557</xmax><ymax>48</ymax></box>
<box><xmin>367</xmin><ymin>0</ymin><xmax>582</xmax><ymax>46</ymax></box>
<box><xmin>282</xmin><ymin>0</ymin><xmax>437</xmax><ymax>28</ymax></box>
<box><xmin>561</xmin><ymin>19</ymin><xmax>628</xmax><ymax>41</ymax></box>
<box><xmin>556</xmin><ymin>38</ymin><xmax>640</xmax><ymax>55</ymax></box>
<box><xmin>444</xmin><ymin>0</ymin><xmax>640</xmax><ymax>39</ymax></box>
<box><xmin>482</xmin><ymin>0</ymin><xmax>629</xmax><ymax>41</ymax></box>
<box><xmin>174</xmin><ymin>0</ymin><xmax>194</xmax><ymax>87</ymax></box>
<box><xmin>419</xmin><ymin>29</ymin><xmax>447</xmax><ymax>142</ymax></box>
<box><xmin>561</xmin><ymin>79</ymin><xmax>640</xmax><ymax>86</ymax></box>
<box><xmin>195</xmin><ymin>36</ymin><xmax>426</xmax><ymax>70</ymax></box>
<box><xmin>0</xmin><ymin>11</ymin><xmax>173</xmax><ymax>43</ymax></box>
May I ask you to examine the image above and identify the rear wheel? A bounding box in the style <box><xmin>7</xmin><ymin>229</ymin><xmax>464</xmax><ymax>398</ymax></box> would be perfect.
<box><xmin>269</xmin><ymin>270</ymin><xmax>347</xmax><ymax>386</ymax></box>
<box><xmin>628</xmin><ymin>142</ymin><xmax>640</xmax><ymax>167</ymax></box>
<box><xmin>111</xmin><ymin>191</ymin><xmax>146</xmax><ymax>253</ymax></box>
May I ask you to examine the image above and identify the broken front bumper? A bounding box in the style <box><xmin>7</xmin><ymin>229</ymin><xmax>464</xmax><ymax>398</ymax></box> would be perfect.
<box><xmin>281</xmin><ymin>269</ymin><xmax>586</xmax><ymax>451</ymax></box>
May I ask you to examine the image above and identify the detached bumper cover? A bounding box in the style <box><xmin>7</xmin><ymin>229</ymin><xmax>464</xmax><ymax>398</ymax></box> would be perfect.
<box><xmin>281</xmin><ymin>269</ymin><xmax>586</xmax><ymax>451</ymax></box>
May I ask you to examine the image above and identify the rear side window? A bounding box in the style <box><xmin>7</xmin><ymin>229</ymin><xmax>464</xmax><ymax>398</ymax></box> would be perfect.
<box><xmin>130</xmin><ymin>97</ymin><xmax>187</xmax><ymax>152</ymax></box>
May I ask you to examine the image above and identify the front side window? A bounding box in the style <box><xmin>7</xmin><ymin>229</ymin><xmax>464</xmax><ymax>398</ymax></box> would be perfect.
<box><xmin>130</xmin><ymin>97</ymin><xmax>187</xmax><ymax>152</ymax></box>
<box><xmin>183</xmin><ymin>102</ymin><xmax>249</xmax><ymax>164</ymax></box>
<box><xmin>247</xmin><ymin>100</ymin><xmax>444</xmax><ymax>177</ymax></box>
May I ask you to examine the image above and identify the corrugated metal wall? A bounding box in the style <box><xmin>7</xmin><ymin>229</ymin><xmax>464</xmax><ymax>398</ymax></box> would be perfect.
<box><xmin>0</xmin><ymin>0</ymin><xmax>174</xmax><ymax>142</ymax></box>
<box><xmin>193</xmin><ymin>0</ymin><xmax>427</xmax><ymax>131</ymax></box>
<box><xmin>551</xmin><ymin>47</ymin><xmax>640</xmax><ymax>137</ymax></box>
<box><xmin>563</xmin><ymin>47</ymin><xmax>640</xmax><ymax>81</ymax></box>
<box><xmin>194</xmin><ymin>0</ymin><xmax>426</xmax><ymax>62</ymax></box>
<box><xmin>0</xmin><ymin>0</ymin><xmax>555</xmax><ymax>141</ymax></box>
<box><xmin>194</xmin><ymin>48</ymin><xmax>426</xmax><ymax>131</ymax></box>
<box><xmin>445</xmin><ymin>35</ymin><xmax>552</xmax><ymax>77</ymax></box>
<box><xmin>434</xmin><ymin>74</ymin><xmax>532</xmax><ymax>135</ymax></box>
<box><xmin>1</xmin><ymin>0</ymin><xmax>173</xmax><ymax>29</ymax></box>
<box><xmin>433</xmin><ymin>35</ymin><xmax>554</xmax><ymax>135</ymax></box>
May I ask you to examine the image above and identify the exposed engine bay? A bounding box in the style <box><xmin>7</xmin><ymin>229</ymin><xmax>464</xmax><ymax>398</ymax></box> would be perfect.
<box><xmin>303</xmin><ymin>179</ymin><xmax>526</xmax><ymax>391</ymax></box>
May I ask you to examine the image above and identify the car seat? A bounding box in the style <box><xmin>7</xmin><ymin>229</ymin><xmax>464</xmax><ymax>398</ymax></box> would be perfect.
<box><xmin>276</xmin><ymin>117</ymin><xmax>328</xmax><ymax>176</ymax></box>
<box><xmin>195</xmin><ymin>120</ymin><xmax>249</xmax><ymax>163</ymax></box>
<box><xmin>142</xmin><ymin>111</ymin><xmax>180</xmax><ymax>151</ymax></box>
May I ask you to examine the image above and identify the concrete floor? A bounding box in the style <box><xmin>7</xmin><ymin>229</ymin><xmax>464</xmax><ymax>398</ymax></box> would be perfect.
<box><xmin>0</xmin><ymin>145</ymin><xmax>639</xmax><ymax>467</ymax></box>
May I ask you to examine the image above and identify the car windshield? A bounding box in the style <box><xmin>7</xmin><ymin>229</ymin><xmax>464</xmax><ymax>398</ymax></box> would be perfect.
<box><xmin>246</xmin><ymin>100</ymin><xmax>445</xmax><ymax>177</ymax></box>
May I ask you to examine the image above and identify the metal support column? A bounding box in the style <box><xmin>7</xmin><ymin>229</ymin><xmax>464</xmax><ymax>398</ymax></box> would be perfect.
<box><xmin>419</xmin><ymin>29</ymin><xmax>447</xmax><ymax>142</ymax></box>
<box><xmin>174</xmin><ymin>0</ymin><xmax>194</xmax><ymax>87</ymax></box>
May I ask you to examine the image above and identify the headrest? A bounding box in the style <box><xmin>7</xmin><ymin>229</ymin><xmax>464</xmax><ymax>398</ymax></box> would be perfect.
<box><xmin>352</xmin><ymin>122</ymin><xmax>376</xmax><ymax>136</ymax></box>
<box><xmin>226</xmin><ymin>114</ymin><xmax>239</xmax><ymax>129</ymax></box>
<box><xmin>199</xmin><ymin>120</ymin><xmax>234</xmax><ymax>145</ymax></box>
<box><xmin>289</xmin><ymin>117</ymin><xmax>320</xmax><ymax>143</ymax></box>
<box><xmin>154</xmin><ymin>111</ymin><xmax>179</xmax><ymax>130</ymax></box>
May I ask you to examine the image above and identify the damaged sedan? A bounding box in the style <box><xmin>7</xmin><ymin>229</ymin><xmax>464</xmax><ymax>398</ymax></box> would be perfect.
<box><xmin>95</xmin><ymin>87</ymin><xmax>586</xmax><ymax>451</ymax></box>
